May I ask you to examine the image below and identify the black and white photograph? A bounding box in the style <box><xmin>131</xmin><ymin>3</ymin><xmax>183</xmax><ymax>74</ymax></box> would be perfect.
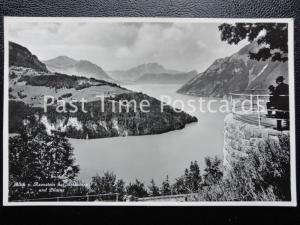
<box><xmin>3</xmin><ymin>17</ymin><xmax>296</xmax><ymax>206</ymax></box>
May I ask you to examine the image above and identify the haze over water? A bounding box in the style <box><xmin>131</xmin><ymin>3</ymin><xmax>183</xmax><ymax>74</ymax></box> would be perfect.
<box><xmin>71</xmin><ymin>84</ymin><xmax>227</xmax><ymax>184</ymax></box>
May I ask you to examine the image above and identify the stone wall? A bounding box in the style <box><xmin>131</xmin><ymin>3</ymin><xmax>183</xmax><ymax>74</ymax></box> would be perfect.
<box><xmin>223</xmin><ymin>113</ymin><xmax>290</xmax><ymax>176</ymax></box>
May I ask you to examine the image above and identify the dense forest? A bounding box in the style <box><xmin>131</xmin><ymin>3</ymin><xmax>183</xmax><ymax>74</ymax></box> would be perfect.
<box><xmin>9</xmin><ymin>90</ymin><xmax>197</xmax><ymax>139</ymax></box>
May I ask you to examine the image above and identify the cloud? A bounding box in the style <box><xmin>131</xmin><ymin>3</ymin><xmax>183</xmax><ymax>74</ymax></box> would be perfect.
<box><xmin>7</xmin><ymin>21</ymin><xmax>247</xmax><ymax>71</ymax></box>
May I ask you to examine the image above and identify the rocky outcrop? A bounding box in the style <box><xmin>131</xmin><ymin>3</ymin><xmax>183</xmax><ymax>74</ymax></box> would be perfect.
<box><xmin>177</xmin><ymin>43</ymin><xmax>288</xmax><ymax>97</ymax></box>
<box><xmin>9</xmin><ymin>42</ymin><xmax>48</xmax><ymax>72</ymax></box>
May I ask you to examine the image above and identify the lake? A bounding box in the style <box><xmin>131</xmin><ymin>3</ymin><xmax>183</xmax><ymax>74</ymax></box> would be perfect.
<box><xmin>70</xmin><ymin>84</ymin><xmax>227</xmax><ymax>184</ymax></box>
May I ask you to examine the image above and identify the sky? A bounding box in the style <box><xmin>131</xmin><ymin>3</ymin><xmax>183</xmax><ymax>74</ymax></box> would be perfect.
<box><xmin>7</xmin><ymin>21</ymin><xmax>248</xmax><ymax>72</ymax></box>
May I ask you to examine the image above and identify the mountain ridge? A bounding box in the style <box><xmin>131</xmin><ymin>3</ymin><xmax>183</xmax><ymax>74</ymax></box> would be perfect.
<box><xmin>135</xmin><ymin>70</ymin><xmax>198</xmax><ymax>84</ymax></box>
<box><xmin>9</xmin><ymin>43</ymin><xmax>197</xmax><ymax>139</ymax></box>
<box><xmin>44</xmin><ymin>56</ymin><xmax>112</xmax><ymax>81</ymax></box>
<box><xmin>9</xmin><ymin>41</ymin><xmax>48</xmax><ymax>72</ymax></box>
<box><xmin>177</xmin><ymin>43</ymin><xmax>288</xmax><ymax>97</ymax></box>
<box><xmin>44</xmin><ymin>56</ymin><xmax>77</xmax><ymax>69</ymax></box>
<box><xmin>108</xmin><ymin>62</ymin><xmax>181</xmax><ymax>82</ymax></box>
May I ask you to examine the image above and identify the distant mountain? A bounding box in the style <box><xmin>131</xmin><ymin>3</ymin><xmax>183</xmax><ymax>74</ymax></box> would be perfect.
<box><xmin>177</xmin><ymin>43</ymin><xmax>288</xmax><ymax>97</ymax></box>
<box><xmin>108</xmin><ymin>63</ymin><xmax>181</xmax><ymax>82</ymax></box>
<box><xmin>135</xmin><ymin>70</ymin><xmax>198</xmax><ymax>84</ymax></box>
<box><xmin>9</xmin><ymin>41</ymin><xmax>48</xmax><ymax>72</ymax></box>
<box><xmin>44</xmin><ymin>56</ymin><xmax>112</xmax><ymax>81</ymax></box>
<box><xmin>44</xmin><ymin>55</ymin><xmax>77</xmax><ymax>69</ymax></box>
<box><xmin>9</xmin><ymin>43</ymin><xmax>197</xmax><ymax>139</ymax></box>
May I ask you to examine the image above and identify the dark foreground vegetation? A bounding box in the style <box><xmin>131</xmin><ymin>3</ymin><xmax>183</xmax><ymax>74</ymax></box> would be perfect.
<box><xmin>9</xmin><ymin>123</ymin><xmax>290</xmax><ymax>202</ymax></box>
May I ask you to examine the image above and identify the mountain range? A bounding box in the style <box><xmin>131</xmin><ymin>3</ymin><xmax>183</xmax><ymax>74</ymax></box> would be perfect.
<box><xmin>43</xmin><ymin>56</ymin><xmax>112</xmax><ymax>81</ymax></box>
<box><xmin>44</xmin><ymin>57</ymin><xmax>194</xmax><ymax>85</ymax></box>
<box><xmin>135</xmin><ymin>70</ymin><xmax>198</xmax><ymax>84</ymax></box>
<box><xmin>8</xmin><ymin>42</ymin><xmax>197</xmax><ymax>139</ymax></box>
<box><xmin>177</xmin><ymin>43</ymin><xmax>288</xmax><ymax>97</ymax></box>
<box><xmin>108</xmin><ymin>63</ymin><xmax>181</xmax><ymax>82</ymax></box>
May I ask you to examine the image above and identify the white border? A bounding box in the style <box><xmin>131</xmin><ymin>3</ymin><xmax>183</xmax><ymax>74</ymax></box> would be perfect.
<box><xmin>3</xmin><ymin>17</ymin><xmax>297</xmax><ymax>207</ymax></box>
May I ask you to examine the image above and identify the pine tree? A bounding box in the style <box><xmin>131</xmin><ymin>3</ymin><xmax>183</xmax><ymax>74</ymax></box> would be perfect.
<box><xmin>202</xmin><ymin>157</ymin><xmax>223</xmax><ymax>186</ymax></box>
<box><xmin>183</xmin><ymin>161</ymin><xmax>202</xmax><ymax>193</ymax></box>
<box><xmin>90</xmin><ymin>171</ymin><xmax>117</xmax><ymax>194</ymax></box>
<box><xmin>116</xmin><ymin>179</ymin><xmax>126</xmax><ymax>200</ymax></box>
<box><xmin>160</xmin><ymin>176</ymin><xmax>172</xmax><ymax>195</ymax></box>
<box><xmin>90</xmin><ymin>171</ymin><xmax>126</xmax><ymax>201</ymax></box>
<box><xmin>148</xmin><ymin>179</ymin><xmax>160</xmax><ymax>196</ymax></box>
<box><xmin>173</xmin><ymin>176</ymin><xmax>189</xmax><ymax>194</ymax></box>
<box><xmin>126</xmin><ymin>179</ymin><xmax>148</xmax><ymax>198</ymax></box>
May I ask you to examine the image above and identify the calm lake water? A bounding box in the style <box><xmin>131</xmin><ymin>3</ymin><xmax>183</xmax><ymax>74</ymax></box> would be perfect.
<box><xmin>70</xmin><ymin>84</ymin><xmax>227</xmax><ymax>184</ymax></box>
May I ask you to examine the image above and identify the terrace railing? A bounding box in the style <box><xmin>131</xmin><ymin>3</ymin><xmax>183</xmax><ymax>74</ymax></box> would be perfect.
<box><xmin>228</xmin><ymin>89</ymin><xmax>289</xmax><ymax>130</ymax></box>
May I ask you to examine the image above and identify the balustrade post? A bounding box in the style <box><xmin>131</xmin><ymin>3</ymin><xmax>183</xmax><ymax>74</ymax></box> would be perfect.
<box><xmin>257</xmin><ymin>95</ymin><xmax>261</xmax><ymax>129</ymax></box>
